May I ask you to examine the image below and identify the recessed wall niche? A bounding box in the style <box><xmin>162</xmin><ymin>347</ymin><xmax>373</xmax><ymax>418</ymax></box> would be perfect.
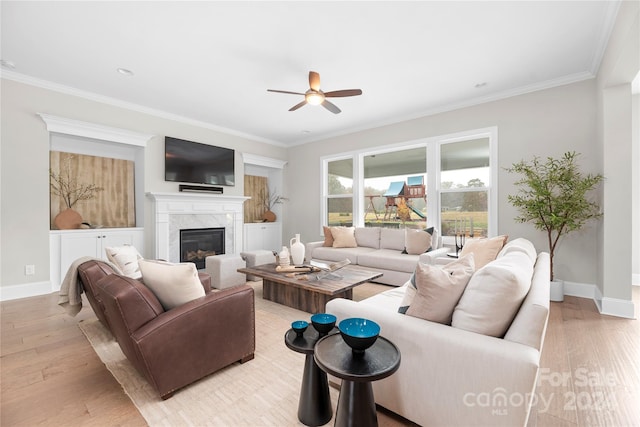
<box><xmin>49</xmin><ymin>151</ymin><xmax>135</xmax><ymax>229</ymax></box>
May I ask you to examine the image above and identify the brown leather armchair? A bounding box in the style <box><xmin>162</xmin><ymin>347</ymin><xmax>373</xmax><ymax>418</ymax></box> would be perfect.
<box><xmin>96</xmin><ymin>272</ymin><xmax>255</xmax><ymax>399</ymax></box>
<box><xmin>77</xmin><ymin>259</ymin><xmax>212</xmax><ymax>334</ymax></box>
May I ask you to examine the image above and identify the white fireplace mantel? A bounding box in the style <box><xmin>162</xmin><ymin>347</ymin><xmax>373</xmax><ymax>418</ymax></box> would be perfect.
<box><xmin>147</xmin><ymin>192</ymin><xmax>249</xmax><ymax>262</ymax></box>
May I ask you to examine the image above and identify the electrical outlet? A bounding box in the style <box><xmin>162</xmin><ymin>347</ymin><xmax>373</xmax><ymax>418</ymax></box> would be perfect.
<box><xmin>25</xmin><ymin>264</ymin><xmax>35</xmax><ymax>276</ymax></box>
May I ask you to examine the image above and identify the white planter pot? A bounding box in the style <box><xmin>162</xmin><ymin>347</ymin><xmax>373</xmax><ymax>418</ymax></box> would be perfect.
<box><xmin>550</xmin><ymin>279</ymin><xmax>564</xmax><ymax>302</ymax></box>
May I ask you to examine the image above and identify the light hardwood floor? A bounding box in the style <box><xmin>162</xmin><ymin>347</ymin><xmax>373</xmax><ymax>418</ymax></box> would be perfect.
<box><xmin>1</xmin><ymin>285</ymin><xmax>639</xmax><ymax>426</ymax></box>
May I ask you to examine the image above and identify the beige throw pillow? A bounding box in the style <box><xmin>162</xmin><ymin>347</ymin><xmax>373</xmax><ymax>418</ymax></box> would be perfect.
<box><xmin>405</xmin><ymin>254</ymin><xmax>475</xmax><ymax>325</ymax></box>
<box><xmin>138</xmin><ymin>260</ymin><xmax>206</xmax><ymax>310</ymax></box>
<box><xmin>323</xmin><ymin>226</ymin><xmax>335</xmax><ymax>247</ymax></box>
<box><xmin>460</xmin><ymin>235</ymin><xmax>508</xmax><ymax>269</ymax></box>
<box><xmin>105</xmin><ymin>245</ymin><xmax>143</xmax><ymax>279</ymax></box>
<box><xmin>452</xmin><ymin>251</ymin><xmax>533</xmax><ymax>337</ymax></box>
<box><xmin>331</xmin><ymin>226</ymin><xmax>357</xmax><ymax>248</ymax></box>
<box><xmin>404</xmin><ymin>228</ymin><xmax>433</xmax><ymax>255</ymax></box>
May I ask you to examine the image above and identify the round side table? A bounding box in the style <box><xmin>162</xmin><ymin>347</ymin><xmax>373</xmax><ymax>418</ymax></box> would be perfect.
<box><xmin>314</xmin><ymin>334</ymin><xmax>401</xmax><ymax>427</ymax></box>
<box><xmin>284</xmin><ymin>327</ymin><xmax>337</xmax><ymax>426</ymax></box>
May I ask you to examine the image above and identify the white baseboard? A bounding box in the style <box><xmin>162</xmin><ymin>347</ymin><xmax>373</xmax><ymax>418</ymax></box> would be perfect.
<box><xmin>593</xmin><ymin>286</ymin><xmax>636</xmax><ymax>319</ymax></box>
<box><xmin>564</xmin><ymin>281</ymin><xmax>636</xmax><ymax>319</ymax></box>
<box><xmin>0</xmin><ymin>281</ymin><xmax>53</xmax><ymax>302</ymax></box>
<box><xmin>563</xmin><ymin>281</ymin><xmax>596</xmax><ymax>299</ymax></box>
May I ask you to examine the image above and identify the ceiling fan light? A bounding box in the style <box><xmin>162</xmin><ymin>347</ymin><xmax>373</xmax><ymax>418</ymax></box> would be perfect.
<box><xmin>305</xmin><ymin>92</ymin><xmax>325</xmax><ymax>105</ymax></box>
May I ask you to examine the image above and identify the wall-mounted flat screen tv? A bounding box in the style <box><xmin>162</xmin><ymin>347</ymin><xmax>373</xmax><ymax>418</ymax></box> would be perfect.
<box><xmin>165</xmin><ymin>137</ymin><xmax>235</xmax><ymax>186</ymax></box>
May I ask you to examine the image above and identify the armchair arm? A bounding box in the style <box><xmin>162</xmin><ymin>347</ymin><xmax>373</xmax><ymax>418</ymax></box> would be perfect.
<box><xmin>418</xmin><ymin>247</ymin><xmax>450</xmax><ymax>265</ymax></box>
<box><xmin>305</xmin><ymin>241</ymin><xmax>324</xmax><ymax>261</ymax></box>
<box><xmin>131</xmin><ymin>284</ymin><xmax>255</xmax><ymax>397</ymax></box>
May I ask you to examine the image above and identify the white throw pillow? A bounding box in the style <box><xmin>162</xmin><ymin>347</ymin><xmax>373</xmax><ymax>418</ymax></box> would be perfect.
<box><xmin>405</xmin><ymin>254</ymin><xmax>475</xmax><ymax>324</ymax></box>
<box><xmin>452</xmin><ymin>251</ymin><xmax>533</xmax><ymax>337</ymax></box>
<box><xmin>105</xmin><ymin>245</ymin><xmax>143</xmax><ymax>279</ymax></box>
<box><xmin>331</xmin><ymin>226</ymin><xmax>357</xmax><ymax>248</ymax></box>
<box><xmin>459</xmin><ymin>235</ymin><xmax>508</xmax><ymax>269</ymax></box>
<box><xmin>138</xmin><ymin>260</ymin><xmax>206</xmax><ymax>310</ymax></box>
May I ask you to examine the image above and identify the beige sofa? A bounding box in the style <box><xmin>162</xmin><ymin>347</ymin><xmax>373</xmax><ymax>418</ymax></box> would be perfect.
<box><xmin>326</xmin><ymin>238</ymin><xmax>550</xmax><ymax>427</ymax></box>
<box><xmin>306</xmin><ymin>227</ymin><xmax>449</xmax><ymax>286</ymax></box>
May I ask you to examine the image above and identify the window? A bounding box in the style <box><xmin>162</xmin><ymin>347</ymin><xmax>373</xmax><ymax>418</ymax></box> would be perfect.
<box><xmin>362</xmin><ymin>147</ymin><xmax>427</xmax><ymax>229</ymax></box>
<box><xmin>439</xmin><ymin>138</ymin><xmax>490</xmax><ymax>238</ymax></box>
<box><xmin>321</xmin><ymin>127</ymin><xmax>497</xmax><ymax>238</ymax></box>
<box><xmin>325</xmin><ymin>158</ymin><xmax>354</xmax><ymax>226</ymax></box>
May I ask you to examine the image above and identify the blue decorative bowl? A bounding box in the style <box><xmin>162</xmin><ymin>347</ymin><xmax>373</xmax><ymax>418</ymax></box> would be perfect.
<box><xmin>339</xmin><ymin>318</ymin><xmax>380</xmax><ymax>353</ymax></box>
<box><xmin>291</xmin><ymin>320</ymin><xmax>309</xmax><ymax>336</ymax></box>
<box><xmin>311</xmin><ymin>313</ymin><xmax>337</xmax><ymax>335</ymax></box>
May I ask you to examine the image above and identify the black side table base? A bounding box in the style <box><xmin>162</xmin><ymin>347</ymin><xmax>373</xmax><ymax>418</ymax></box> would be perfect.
<box><xmin>335</xmin><ymin>380</ymin><xmax>377</xmax><ymax>427</ymax></box>
<box><xmin>298</xmin><ymin>354</ymin><xmax>333</xmax><ymax>426</ymax></box>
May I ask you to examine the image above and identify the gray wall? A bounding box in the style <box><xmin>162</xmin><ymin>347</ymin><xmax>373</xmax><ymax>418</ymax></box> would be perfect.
<box><xmin>0</xmin><ymin>78</ymin><xmax>286</xmax><ymax>289</ymax></box>
<box><xmin>285</xmin><ymin>79</ymin><xmax>602</xmax><ymax>286</ymax></box>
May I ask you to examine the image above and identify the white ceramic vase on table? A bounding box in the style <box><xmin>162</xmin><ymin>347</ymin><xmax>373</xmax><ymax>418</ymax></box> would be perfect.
<box><xmin>290</xmin><ymin>234</ymin><xmax>305</xmax><ymax>266</ymax></box>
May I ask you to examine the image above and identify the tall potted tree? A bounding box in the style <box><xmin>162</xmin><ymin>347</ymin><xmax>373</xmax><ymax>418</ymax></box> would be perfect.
<box><xmin>505</xmin><ymin>151</ymin><xmax>604</xmax><ymax>301</ymax></box>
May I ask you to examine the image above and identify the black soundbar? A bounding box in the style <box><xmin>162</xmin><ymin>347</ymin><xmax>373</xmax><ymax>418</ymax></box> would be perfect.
<box><xmin>179</xmin><ymin>184</ymin><xmax>224</xmax><ymax>194</ymax></box>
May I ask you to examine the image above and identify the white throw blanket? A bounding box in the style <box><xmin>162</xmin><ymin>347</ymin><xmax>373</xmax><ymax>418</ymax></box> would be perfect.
<box><xmin>58</xmin><ymin>257</ymin><xmax>123</xmax><ymax>316</ymax></box>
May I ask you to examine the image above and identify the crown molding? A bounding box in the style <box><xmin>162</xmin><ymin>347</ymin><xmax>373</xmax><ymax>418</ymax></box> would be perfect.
<box><xmin>38</xmin><ymin>113</ymin><xmax>154</xmax><ymax>147</ymax></box>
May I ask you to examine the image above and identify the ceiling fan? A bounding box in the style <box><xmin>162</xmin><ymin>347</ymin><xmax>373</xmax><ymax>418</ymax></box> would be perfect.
<box><xmin>267</xmin><ymin>71</ymin><xmax>362</xmax><ymax>114</ymax></box>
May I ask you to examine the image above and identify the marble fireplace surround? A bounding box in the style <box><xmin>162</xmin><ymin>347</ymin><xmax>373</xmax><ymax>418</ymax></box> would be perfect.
<box><xmin>147</xmin><ymin>192</ymin><xmax>249</xmax><ymax>264</ymax></box>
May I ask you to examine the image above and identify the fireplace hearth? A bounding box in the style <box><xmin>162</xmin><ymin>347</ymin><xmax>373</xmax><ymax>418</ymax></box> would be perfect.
<box><xmin>180</xmin><ymin>227</ymin><xmax>225</xmax><ymax>269</ymax></box>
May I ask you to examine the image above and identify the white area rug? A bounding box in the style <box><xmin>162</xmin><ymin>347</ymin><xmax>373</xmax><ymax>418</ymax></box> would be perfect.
<box><xmin>79</xmin><ymin>282</ymin><xmax>393</xmax><ymax>426</ymax></box>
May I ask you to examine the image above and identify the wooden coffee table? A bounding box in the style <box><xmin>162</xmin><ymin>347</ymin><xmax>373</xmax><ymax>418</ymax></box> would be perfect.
<box><xmin>237</xmin><ymin>263</ymin><xmax>382</xmax><ymax>313</ymax></box>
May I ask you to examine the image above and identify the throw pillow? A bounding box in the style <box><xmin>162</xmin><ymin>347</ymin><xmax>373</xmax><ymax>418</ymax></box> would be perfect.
<box><xmin>323</xmin><ymin>226</ymin><xmax>334</xmax><ymax>247</ymax></box>
<box><xmin>331</xmin><ymin>226</ymin><xmax>357</xmax><ymax>248</ymax></box>
<box><xmin>459</xmin><ymin>235</ymin><xmax>508</xmax><ymax>269</ymax></box>
<box><xmin>138</xmin><ymin>260</ymin><xmax>206</xmax><ymax>310</ymax></box>
<box><xmin>105</xmin><ymin>245</ymin><xmax>143</xmax><ymax>279</ymax></box>
<box><xmin>405</xmin><ymin>254</ymin><xmax>475</xmax><ymax>325</ymax></box>
<box><xmin>397</xmin><ymin>273</ymin><xmax>417</xmax><ymax>314</ymax></box>
<box><xmin>403</xmin><ymin>227</ymin><xmax>434</xmax><ymax>255</ymax></box>
<box><xmin>451</xmin><ymin>251</ymin><xmax>533</xmax><ymax>337</ymax></box>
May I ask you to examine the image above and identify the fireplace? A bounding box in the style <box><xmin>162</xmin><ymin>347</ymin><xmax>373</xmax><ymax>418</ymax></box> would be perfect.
<box><xmin>180</xmin><ymin>227</ymin><xmax>225</xmax><ymax>269</ymax></box>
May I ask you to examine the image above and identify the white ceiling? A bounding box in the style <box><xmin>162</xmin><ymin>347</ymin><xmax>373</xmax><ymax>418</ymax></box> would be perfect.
<box><xmin>1</xmin><ymin>1</ymin><xmax>620</xmax><ymax>147</ymax></box>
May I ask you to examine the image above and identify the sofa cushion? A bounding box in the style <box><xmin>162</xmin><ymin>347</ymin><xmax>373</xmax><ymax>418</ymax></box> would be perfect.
<box><xmin>380</xmin><ymin>228</ymin><xmax>406</xmax><ymax>251</ymax></box>
<box><xmin>498</xmin><ymin>237</ymin><xmax>537</xmax><ymax>262</ymax></box>
<box><xmin>312</xmin><ymin>246</ymin><xmax>376</xmax><ymax>264</ymax></box>
<box><xmin>459</xmin><ymin>235</ymin><xmax>508</xmax><ymax>269</ymax></box>
<box><xmin>406</xmin><ymin>254</ymin><xmax>475</xmax><ymax>325</ymax></box>
<box><xmin>322</xmin><ymin>226</ymin><xmax>334</xmax><ymax>247</ymax></box>
<box><xmin>138</xmin><ymin>260</ymin><xmax>206</xmax><ymax>310</ymax></box>
<box><xmin>452</xmin><ymin>251</ymin><xmax>533</xmax><ymax>337</ymax></box>
<box><xmin>404</xmin><ymin>228</ymin><xmax>433</xmax><ymax>255</ymax></box>
<box><xmin>357</xmin><ymin>249</ymin><xmax>419</xmax><ymax>273</ymax></box>
<box><xmin>331</xmin><ymin>226</ymin><xmax>358</xmax><ymax>248</ymax></box>
<box><xmin>105</xmin><ymin>245</ymin><xmax>143</xmax><ymax>279</ymax></box>
<box><xmin>355</xmin><ymin>227</ymin><xmax>381</xmax><ymax>249</ymax></box>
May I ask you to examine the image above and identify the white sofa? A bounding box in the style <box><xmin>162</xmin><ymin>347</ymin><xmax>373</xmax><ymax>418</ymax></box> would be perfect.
<box><xmin>326</xmin><ymin>238</ymin><xmax>550</xmax><ymax>427</ymax></box>
<box><xmin>306</xmin><ymin>227</ymin><xmax>449</xmax><ymax>286</ymax></box>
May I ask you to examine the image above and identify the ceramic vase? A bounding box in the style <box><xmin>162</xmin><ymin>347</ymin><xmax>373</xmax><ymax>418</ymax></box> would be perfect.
<box><xmin>278</xmin><ymin>246</ymin><xmax>290</xmax><ymax>267</ymax></box>
<box><xmin>290</xmin><ymin>234</ymin><xmax>305</xmax><ymax>266</ymax></box>
<box><xmin>54</xmin><ymin>208</ymin><xmax>83</xmax><ymax>230</ymax></box>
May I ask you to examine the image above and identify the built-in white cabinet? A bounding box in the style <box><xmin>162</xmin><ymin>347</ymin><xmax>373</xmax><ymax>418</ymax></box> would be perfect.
<box><xmin>243</xmin><ymin>222</ymin><xmax>282</xmax><ymax>252</ymax></box>
<box><xmin>50</xmin><ymin>228</ymin><xmax>144</xmax><ymax>290</ymax></box>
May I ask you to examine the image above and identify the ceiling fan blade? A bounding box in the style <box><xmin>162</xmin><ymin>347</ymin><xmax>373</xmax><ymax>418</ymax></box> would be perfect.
<box><xmin>267</xmin><ymin>89</ymin><xmax>305</xmax><ymax>96</ymax></box>
<box><xmin>324</xmin><ymin>89</ymin><xmax>363</xmax><ymax>98</ymax></box>
<box><xmin>289</xmin><ymin>100</ymin><xmax>307</xmax><ymax>111</ymax></box>
<box><xmin>322</xmin><ymin>100</ymin><xmax>341</xmax><ymax>114</ymax></box>
<box><xmin>309</xmin><ymin>71</ymin><xmax>321</xmax><ymax>91</ymax></box>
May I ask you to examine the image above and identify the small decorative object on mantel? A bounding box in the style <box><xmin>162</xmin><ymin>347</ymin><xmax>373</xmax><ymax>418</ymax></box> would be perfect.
<box><xmin>50</xmin><ymin>155</ymin><xmax>104</xmax><ymax>229</ymax></box>
<box><xmin>261</xmin><ymin>187</ymin><xmax>288</xmax><ymax>222</ymax></box>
